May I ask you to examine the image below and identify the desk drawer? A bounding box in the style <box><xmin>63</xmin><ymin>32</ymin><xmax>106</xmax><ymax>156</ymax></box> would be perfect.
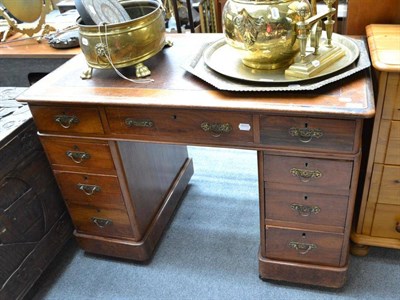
<box><xmin>264</xmin><ymin>188</ymin><xmax>348</xmax><ymax>229</ymax></box>
<box><xmin>265</xmin><ymin>226</ymin><xmax>343</xmax><ymax>266</ymax></box>
<box><xmin>41</xmin><ymin>137</ymin><xmax>115</xmax><ymax>171</ymax></box>
<box><xmin>106</xmin><ymin>107</ymin><xmax>254</xmax><ymax>146</ymax></box>
<box><xmin>54</xmin><ymin>171</ymin><xmax>126</xmax><ymax>210</ymax></box>
<box><xmin>260</xmin><ymin>116</ymin><xmax>356</xmax><ymax>153</ymax></box>
<box><xmin>30</xmin><ymin>105</ymin><xmax>104</xmax><ymax>134</ymax></box>
<box><xmin>263</xmin><ymin>154</ymin><xmax>353</xmax><ymax>191</ymax></box>
<box><xmin>67</xmin><ymin>203</ymin><xmax>134</xmax><ymax>238</ymax></box>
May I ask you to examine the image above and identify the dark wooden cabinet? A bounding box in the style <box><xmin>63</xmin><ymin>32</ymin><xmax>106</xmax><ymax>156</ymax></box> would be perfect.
<box><xmin>0</xmin><ymin>88</ymin><xmax>73</xmax><ymax>299</ymax></box>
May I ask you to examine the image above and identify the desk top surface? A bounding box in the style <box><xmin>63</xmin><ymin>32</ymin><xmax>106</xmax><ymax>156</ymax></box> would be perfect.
<box><xmin>0</xmin><ymin>10</ymin><xmax>81</xmax><ymax>59</ymax></box>
<box><xmin>0</xmin><ymin>32</ymin><xmax>80</xmax><ymax>59</ymax></box>
<box><xmin>19</xmin><ymin>34</ymin><xmax>375</xmax><ymax>119</ymax></box>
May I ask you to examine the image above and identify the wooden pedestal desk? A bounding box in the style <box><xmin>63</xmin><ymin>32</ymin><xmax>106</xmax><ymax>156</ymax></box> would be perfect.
<box><xmin>18</xmin><ymin>34</ymin><xmax>374</xmax><ymax>288</ymax></box>
<box><xmin>351</xmin><ymin>25</ymin><xmax>400</xmax><ymax>254</ymax></box>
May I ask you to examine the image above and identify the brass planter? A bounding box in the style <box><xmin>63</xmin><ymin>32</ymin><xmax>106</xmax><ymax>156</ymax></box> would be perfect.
<box><xmin>77</xmin><ymin>0</ymin><xmax>166</xmax><ymax>78</ymax></box>
<box><xmin>223</xmin><ymin>0</ymin><xmax>311</xmax><ymax>70</ymax></box>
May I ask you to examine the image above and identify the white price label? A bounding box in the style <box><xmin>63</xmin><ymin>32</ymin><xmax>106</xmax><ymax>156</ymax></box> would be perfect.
<box><xmin>238</xmin><ymin>123</ymin><xmax>251</xmax><ymax>131</ymax></box>
<box><xmin>311</xmin><ymin>60</ymin><xmax>320</xmax><ymax>67</ymax></box>
<box><xmin>81</xmin><ymin>37</ymin><xmax>89</xmax><ymax>46</ymax></box>
<box><xmin>271</xmin><ymin>7</ymin><xmax>280</xmax><ymax>19</ymax></box>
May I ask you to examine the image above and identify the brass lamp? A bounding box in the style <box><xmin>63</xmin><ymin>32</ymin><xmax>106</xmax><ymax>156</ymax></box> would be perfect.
<box><xmin>0</xmin><ymin>0</ymin><xmax>55</xmax><ymax>41</ymax></box>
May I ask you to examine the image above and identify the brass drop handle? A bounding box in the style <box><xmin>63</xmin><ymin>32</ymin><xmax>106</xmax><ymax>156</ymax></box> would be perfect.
<box><xmin>396</xmin><ymin>222</ymin><xmax>400</xmax><ymax>233</ymax></box>
<box><xmin>290</xmin><ymin>168</ymin><xmax>322</xmax><ymax>182</ymax></box>
<box><xmin>66</xmin><ymin>150</ymin><xmax>91</xmax><ymax>164</ymax></box>
<box><xmin>291</xmin><ymin>203</ymin><xmax>321</xmax><ymax>216</ymax></box>
<box><xmin>125</xmin><ymin>118</ymin><xmax>154</xmax><ymax>128</ymax></box>
<box><xmin>289</xmin><ymin>127</ymin><xmax>323</xmax><ymax>143</ymax></box>
<box><xmin>201</xmin><ymin>122</ymin><xmax>232</xmax><ymax>137</ymax></box>
<box><xmin>288</xmin><ymin>241</ymin><xmax>317</xmax><ymax>255</ymax></box>
<box><xmin>77</xmin><ymin>183</ymin><xmax>101</xmax><ymax>196</ymax></box>
<box><xmin>91</xmin><ymin>217</ymin><xmax>112</xmax><ymax>228</ymax></box>
<box><xmin>54</xmin><ymin>114</ymin><xmax>79</xmax><ymax>129</ymax></box>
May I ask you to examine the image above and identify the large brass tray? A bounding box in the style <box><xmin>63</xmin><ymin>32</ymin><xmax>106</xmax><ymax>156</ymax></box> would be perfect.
<box><xmin>204</xmin><ymin>33</ymin><xmax>359</xmax><ymax>83</ymax></box>
<box><xmin>183</xmin><ymin>35</ymin><xmax>370</xmax><ymax>92</ymax></box>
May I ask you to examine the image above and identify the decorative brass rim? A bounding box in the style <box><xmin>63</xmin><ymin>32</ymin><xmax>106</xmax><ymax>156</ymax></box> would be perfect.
<box><xmin>203</xmin><ymin>34</ymin><xmax>360</xmax><ymax>83</ymax></box>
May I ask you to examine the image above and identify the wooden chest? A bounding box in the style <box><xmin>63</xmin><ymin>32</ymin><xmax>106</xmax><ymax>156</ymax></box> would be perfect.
<box><xmin>351</xmin><ymin>25</ymin><xmax>400</xmax><ymax>254</ymax></box>
<box><xmin>0</xmin><ymin>88</ymin><xmax>73</xmax><ymax>299</ymax></box>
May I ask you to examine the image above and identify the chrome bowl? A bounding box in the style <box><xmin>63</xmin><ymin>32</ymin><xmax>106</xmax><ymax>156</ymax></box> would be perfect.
<box><xmin>77</xmin><ymin>0</ymin><xmax>166</xmax><ymax>70</ymax></box>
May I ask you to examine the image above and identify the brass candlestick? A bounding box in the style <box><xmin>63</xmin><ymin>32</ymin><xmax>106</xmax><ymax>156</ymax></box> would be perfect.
<box><xmin>323</xmin><ymin>0</ymin><xmax>336</xmax><ymax>47</ymax></box>
<box><xmin>285</xmin><ymin>0</ymin><xmax>345</xmax><ymax>79</ymax></box>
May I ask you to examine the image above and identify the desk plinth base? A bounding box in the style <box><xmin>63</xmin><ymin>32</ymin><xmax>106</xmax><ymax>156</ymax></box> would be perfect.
<box><xmin>258</xmin><ymin>253</ymin><xmax>347</xmax><ymax>288</ymax></box>
<box><xmin>75</xmin><ymin>158</ymin><xmax>194</xmax><ymax>262</ymax></box>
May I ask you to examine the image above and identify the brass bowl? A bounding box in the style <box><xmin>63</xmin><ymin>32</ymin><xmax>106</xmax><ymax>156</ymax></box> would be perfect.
<box><xmin>77</xmin><ymin>0</ymin><xmax>166</xmax><ymax>71</ymax></box>
<box><xmin>223</xmin><ymin>0</ymin><xmax>311</xmax><ymax>70</ymax></box>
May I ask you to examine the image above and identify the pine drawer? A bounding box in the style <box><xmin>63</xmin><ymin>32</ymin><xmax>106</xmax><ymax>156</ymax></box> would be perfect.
<box><xmin>385</xmin><ymin>120</ymin><xmax>400</xmax><ymax>165</ymax></box>
<box><xmin>260</xmin><ymin>116</ymin><xmax>357</xmax><ymax>153</ymax></box>
<box><xmin>105</xmin><ymin>107</ymin><xmax>254</xmax><ymax>146</ymax></box>
<box><xmin>376</xmin><ymin>165</ymin><xmax>400</xmax><ymax>205</ymax></box>
<box><xmin>371</xmin><ymin>204</ymin><xmax>400</xmax><ymax>239</ymax></box>
<box><xmin>265</xmin><ymin>226</ymin><xmax>344</xmax><ymax>266</ymax></box>
<box><xmin>30</xmin><ymin>105</ymin><xmax>104</xmax><ymax>135</ymax></box>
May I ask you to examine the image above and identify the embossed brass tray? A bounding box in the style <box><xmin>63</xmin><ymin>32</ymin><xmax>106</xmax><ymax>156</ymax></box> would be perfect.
<box><xmin>204</xmin><ymin>33</ymin><xmax>359</xmax><ymax>83</ymax></box>
<box><xmin>183</xmin><ymin>36</ymin><xmax>371</xmax><ymax>92</ymax></box>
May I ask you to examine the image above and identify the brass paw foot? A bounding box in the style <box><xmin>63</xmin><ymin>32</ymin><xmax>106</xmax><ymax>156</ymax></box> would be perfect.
<box><xmin>80</xmin><ymin>67</ymin><xmax>93</xmax><ymax>79</ymax></box>
<box><xmin>135</xmin><ymin>63</ymin><xmax>151</xmax><ymax>78</ymax></box>
<box><xmin>164</xmin><ymin>40</ymin><xmax>173</xmax><ymax>47</ymax></box>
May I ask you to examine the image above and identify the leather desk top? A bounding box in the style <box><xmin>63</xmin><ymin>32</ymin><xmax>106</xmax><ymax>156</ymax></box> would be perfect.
<box><xmin>18</xmin><ymin>33</ymin><xmax>375</xmax><ymax>119</ymax></box>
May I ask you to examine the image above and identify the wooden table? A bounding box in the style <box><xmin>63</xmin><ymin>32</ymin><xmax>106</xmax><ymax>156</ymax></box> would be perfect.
<box><xmin>18</xmin><ymin>33</ymin><xmax>374</xmax><ymax>288</ymax></box>
<box><xmin>0</xmin><ymin>32</ymin><xmax>80</xmax><ymax>86</ymax></box>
